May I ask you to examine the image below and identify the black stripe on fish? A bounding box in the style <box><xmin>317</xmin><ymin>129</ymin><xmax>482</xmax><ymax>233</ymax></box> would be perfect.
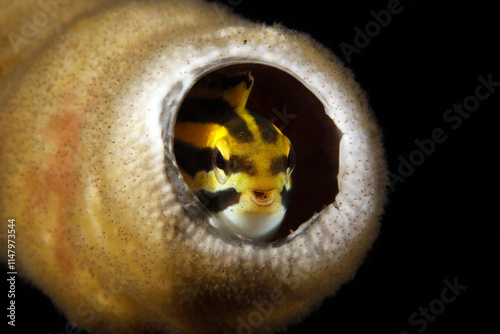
<box><xmin>196</xmin><ymin>72</ymin><xmax>253</xmax><ymax>91</ymax></box>
<box><xmin>174</xmin><ymin>139</ymin><xmax>213</xmax><ymax>177</ymax></box>
<box><xmin>269</xmin><ymin>155</ymin><xmax>287</xmax><ymax>175</ymax></box>
<box><xmin>251</xmin><ymin>112</ymin><xmax>278</xmax><ymax>144</ymax></box>
<box><xmin>280</xmin><ymin>186</ymin><xmax>291</xmax><ymax>208</ymax></box>
<box><xmin>176</xmin><ymin>97</ymin><xmax>254</xmax><ymax>143</ymax></box>
<box><xmin>195</xmin><ymin>188</ymin><xmax>241</xmax><ymax>213</ymax></box>
<box><xmin>228</xmin><ymin>155</ymin><xmax>255</xmax><ymax>175</ymax></box>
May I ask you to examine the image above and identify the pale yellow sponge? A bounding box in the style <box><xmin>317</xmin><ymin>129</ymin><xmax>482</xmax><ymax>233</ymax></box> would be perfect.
<box><xmin>0</xmin><ymin>1</ymin><xmax>387</xmax><ymax>333</ymax></box>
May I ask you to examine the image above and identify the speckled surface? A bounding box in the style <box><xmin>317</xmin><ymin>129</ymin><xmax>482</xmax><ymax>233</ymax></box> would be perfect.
<box><xmin>0</xmin><ymin>1</ymin><xmax>386</xmax><ymax>333</ymax></box>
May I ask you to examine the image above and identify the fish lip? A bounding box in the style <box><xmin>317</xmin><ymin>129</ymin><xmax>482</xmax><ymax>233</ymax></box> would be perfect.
<box><xmin>250</xmin><ymin>189</ymin><xmax>276</xmax><ymax>206</ymax></box>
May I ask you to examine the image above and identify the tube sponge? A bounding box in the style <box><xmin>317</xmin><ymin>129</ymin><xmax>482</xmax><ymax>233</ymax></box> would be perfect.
<box><xmin>0</xmin><ymin>0</ymin><xmax>387</xmax><ymax>333</ymax></box>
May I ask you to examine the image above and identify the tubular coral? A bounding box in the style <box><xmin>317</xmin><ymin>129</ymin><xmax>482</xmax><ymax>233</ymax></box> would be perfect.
<box><xmin>0</xmin><ymin>1</ymin><xmax>387</xmax><ymax>333</ymax></box>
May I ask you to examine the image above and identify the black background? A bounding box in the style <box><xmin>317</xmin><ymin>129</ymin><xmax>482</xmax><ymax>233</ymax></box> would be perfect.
<box><xmin>5</xmin><ymin>0</ymin><xmax>499</xmax><ymax>333</ymax></box>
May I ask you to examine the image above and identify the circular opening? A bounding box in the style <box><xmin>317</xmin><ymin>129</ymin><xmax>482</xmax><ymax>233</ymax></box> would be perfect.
<box><xmin>174</xmin><ymin>63</ymin><xmax>342</xmax><ymax>241</ymax></box>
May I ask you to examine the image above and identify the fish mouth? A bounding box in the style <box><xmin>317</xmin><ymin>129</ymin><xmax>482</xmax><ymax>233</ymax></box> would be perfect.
<box><xmin>250</xmin><ymin>189</ymin><xmax>276</xmax><ymax>206</ymax></box>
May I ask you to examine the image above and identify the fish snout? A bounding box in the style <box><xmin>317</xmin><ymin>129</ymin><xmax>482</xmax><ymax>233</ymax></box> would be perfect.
<box><xmin>250</xmin><ymin>189</ymin><xmax>276</xmax><ymax>206</ymax></box>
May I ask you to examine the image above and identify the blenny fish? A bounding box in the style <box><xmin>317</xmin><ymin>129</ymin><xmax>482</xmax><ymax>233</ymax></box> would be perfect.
<box><xmin>174</xmin><ymin>72</ymin><xmax>295</xmax><ymax>241</ymax></box>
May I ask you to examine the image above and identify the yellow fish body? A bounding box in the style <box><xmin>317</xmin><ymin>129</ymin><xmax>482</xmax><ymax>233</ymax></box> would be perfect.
<box><xmin>174</xmin><ymin>73</ymin><xmax>295</xmax><ymax>241</ymax></box>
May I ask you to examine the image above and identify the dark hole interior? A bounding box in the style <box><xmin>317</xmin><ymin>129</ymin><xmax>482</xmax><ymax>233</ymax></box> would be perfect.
<box><xmin>177</xmin><ymin>63</ymin><xmax>342</xmax><ymax>241</ymax></box>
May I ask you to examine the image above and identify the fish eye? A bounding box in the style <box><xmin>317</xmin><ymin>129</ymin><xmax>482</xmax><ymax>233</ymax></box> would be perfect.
<box><xmin>213</xmin><ymin>147</ymin><xmax>230</xmax><ymax>184</ymax></box>
<box><xmin>215</xmin><ymin>150</ymin><xmax>226</xmax><ymax>171</ymax></box>
<box><xmin>287</xmin><ymin>145</ymin><xmax>296</xmax><ymax>175</ymax></box>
